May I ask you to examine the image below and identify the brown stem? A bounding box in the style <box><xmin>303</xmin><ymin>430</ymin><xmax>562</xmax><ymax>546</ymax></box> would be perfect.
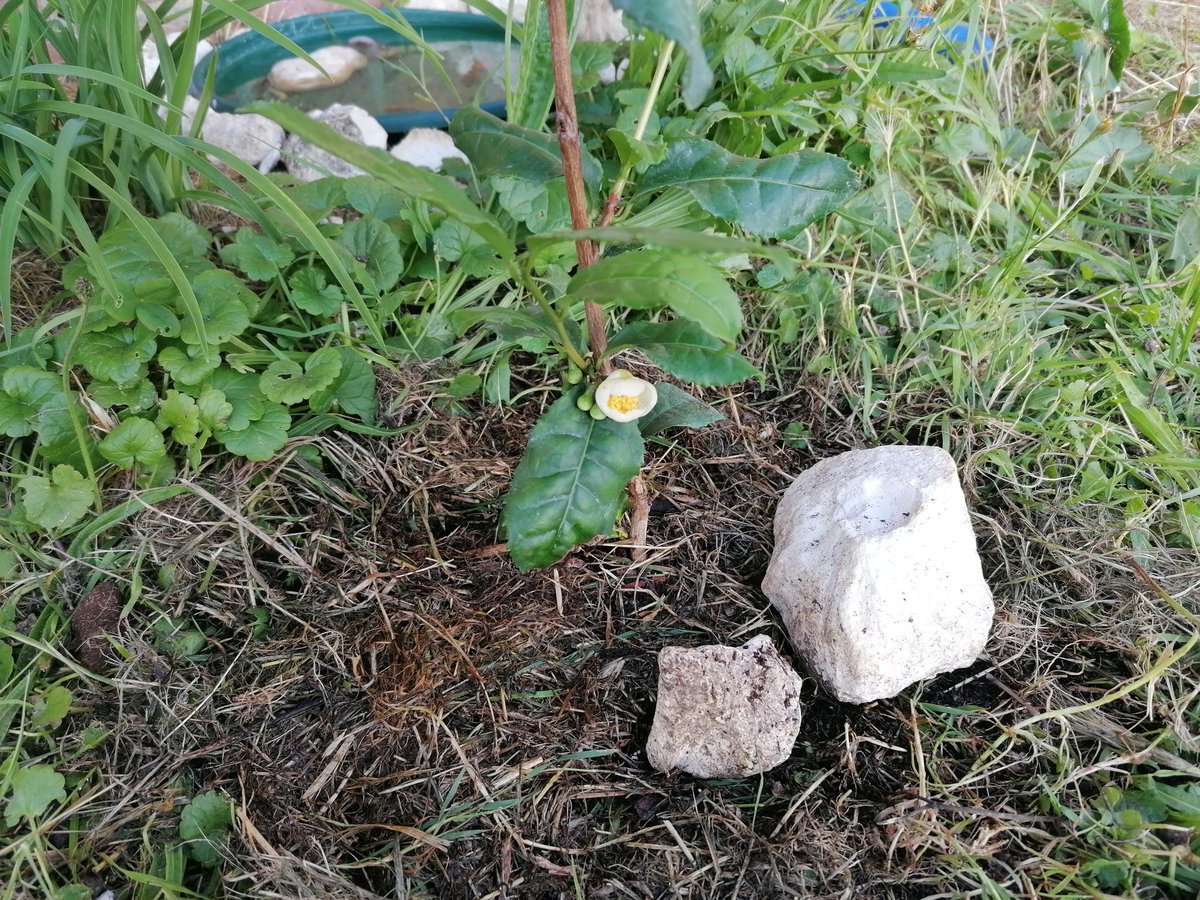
<box><xmin>545</xmin><ymin>0</ymin><xmax>610</xmax><ymax>371</ymax></box>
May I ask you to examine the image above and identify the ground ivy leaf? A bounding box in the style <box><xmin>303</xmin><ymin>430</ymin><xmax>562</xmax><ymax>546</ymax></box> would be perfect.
<box><xmin>89</xmin><ymin>379</ymin><xmax>157</xmax><ymax>414</ymax></box>
<box><xmin>78</xmin><ymin>326</ymin><xmax>157</xmax><ymax>386</ymax></box>
<box><xmin>567</xmin><ymin>249</ymin><xmax>742</xmax><ymax>342</ymax></box>
<box><xmin>32</xmin><ymin>685</ymin><xmax>73</xmax><ymax>729</ymax></box>
<box><xmin>214</xmin><ymin>404</ymin><xmax>290</xmax><ymax>460</ymax></box>
<box><xmin>638</xmin><ymin>382</ymin><xmax>724</xmax><ymax>437</ymax></box>
<box><xmin>181</xmin><ymin>270</ymin><xmax>253</xmax><ymax>346</ymax></box>
<box><xmin>196</xmin><ymin>388</ymin><xmax>233</xmax><ymax>432</ymax></box>
<box><xmin>260</xmin><ymin>347</ymin><xmax>343</xmax><ymax>405</ymax></box>
<box><xmin>502</xmin><ymin>390</ymin><xmax>645</xmax><ymax>570</ymax></box>
<box><xmin>610</xmin><ymin>0</ymin><xmax>714</xmax><ymax>109</ymax></box>
<box><xmin>451</xmin><ymin>106</ymin><xmax>603</xmax><ymax>190</ymax></box>
<box><xmin>4</xmin><ymin>765</ymin><xmax>67</xmax><ymax>827</ymax></box>
<box><xmin>19</xmin><ymin>465</ymin><xmax>93</xmax><ymax>530</ymax></box>
<box><xmin>343</xmin><ymin>177</ymin><xmax>407</xmax><ymax>219</ymax></box>
<box><xmin>289</xmin><ymin>268</ymin><xmax>343</xmax><ymax>316</ymax></box>
<box><xmin>157</xmin><ymin>390</ymin><xmax>201</xmax><ymax>446</ymax></box>
<box><xmin>339</xmin><ymin>216</ymin><xmax>405</xmax><ymax>293</ymax></box>
<box><xmin>207</xmin><ymin>370</ymin><xmax>264</xmax><ymax>432</ymax></box>
<box><xmin>219</xmin><ymin>227</ymin><xmax>295</xmax><ymax>281</ymax></box>
<box><xmin>135</xmin><ymin>302</ymin><xmax>181</xmax><ymax>337</ymax></box>
<box><xmin>491</xmin><ymin>176</ymin><xmax>571</xmax><ymax>234</ymax></box>
<box><xmin>99</xmin><ymin>417</ymin><xmax>167</xmax><ymax>470</ymax></box>
<box><xmin>638</xmin><ymin>139</ymin><xmax>861</xmax><ymax>238</ymax></box>
<box><xmin>179</xmin><ymin>790</ymin><xmax>233</xmax><ymax>867</ymax></box>
<box><xmin>608</xmin><ymin>320</ymin><xmax>760</xmax><ymax>385</ymax></box>
<box><xmin>308</xmin><ymin>347</ymin><xmax>377</xmax><ymax>423</ymax></box>
<box><xmin>0</xmin><ymin>367</ymin><xmax>62</xmax><ymax>437</ymax></box>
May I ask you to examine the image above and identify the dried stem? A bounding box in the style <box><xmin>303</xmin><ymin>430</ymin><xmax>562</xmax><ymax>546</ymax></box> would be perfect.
<box><xmin>545</xmin><ymin>0</ymin><xmax>609</xmax><ymax>371</ymax></box>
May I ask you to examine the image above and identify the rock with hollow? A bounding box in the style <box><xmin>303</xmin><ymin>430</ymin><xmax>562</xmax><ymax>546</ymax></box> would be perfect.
<box><xmin>762</xmin><ymin>445</ymin><xmax>994</xmax><ymax>704</ymax></box>
<box><xmin>646</xmin><ymin>635</ymin><xmax>803</xmax><ymax>778</ymax></box>
<box><xmin>390</xmin><ymin>128</ymin><xmax>468</xmax><ymax>171</ymax></box>
<box><xmin>202</xmin><ymin>110</ymin><xmax>286</xmax><ymax>172</ymax></box>
<box><xmin>282</xmin><ymin>104</ymin><xmax>387</xmax><ymax>181</ymax></box>
<box><xmin>268</xmin><ymin>45</ymin><xmax>368</xmax><ymax>93</ymax></box>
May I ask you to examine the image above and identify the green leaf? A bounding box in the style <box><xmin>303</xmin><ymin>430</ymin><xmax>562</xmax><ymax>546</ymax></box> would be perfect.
<box><xmin>288</xmin><ymin>269</ymin><xmax>344</xmax><ymax>317</ymax></box>
<box><xmin>283</xmin><ymin>177</ymin><xmax>346</xmax><ymax>220</ymax></box>
<box><xmin>19</xmin><ymin>465</ymin><xmax>93</xmax><ymax>531</ymax></box>
<box><xmin>260</xmin><ymin>347</ymin><xmax>343</xmax><ymax>405</ymax></box>
<box><xmin>451</xmin><ymin>107</ymin><xmax>602</xmax><ymax>190</ymax></box>
<box><xmin>179</xmin><ymin>790</ymin><xmax>232</xmax><ymax>867</ymax></box>
<box><xmin>135</xmin><ymin>302</ymin><xmax>182</xmax><ymax>337</ymax></box>
<box><xmin>491</xmin><ymin>176</ymin><xmax>571</xmax><ymax>234</ymax></box>
<box><xmin>196</xmin><ymin>388</ymin><xmax>234</xmax><ymax>433</ymax></box>
<box><xmin>158</xmin><ymin>344</ymin><xmax>220</xmax><ymax>386</ymax></box>
<box><xmin>308</xmin><ymin>347</ymin><xmax>377</xmax><ymax>423</ymax></box>
<box><xmin>78</xmin><ymin>214</ymin><xmax>214</xmax><ymax>311</ymax></box>
<box><xmin>340</xmin><ymin>216</ymin><xmax>405</xmax><ymax>292</ymax></box>
<box><xmin>78</xmin><ymin>327</ymin><xmax>157</xmax><ymax>385</ymax></box>
<box><xmin>99</xmin><ymin>417</ymin><xmax>167</xmax><ymax>470</ymax></box>
<box><xmin>638</xmin><ymin>382</ymin><xmax>724</xmax><ymax>437</ymax></box>
<box><xmin>32</xmin><ymin>685</ymin><xmax>73</xmax><ymax>729</ymax></box>
<box><xmin>214</xmin><ymin>404</ymin><xmax>291</xmax><ymax>461</ymax></box>
<box><xmin>639</xmin><ymin>140</ymin><xmax>861</xmax><ymax>239</ymax></box>
<box><xmin>502</xmin><ymin>390</ymin><xmax>645</xmax><ymax>570</ymax></box>
<box><xmin>0</xmin><ymin>367</ymin><xmax>62</xmax><ymax>437</ymax></box>
<box><xmin>611</xmin><ymin>0</ymin><xmax>714</xmax><ymax>108</ymax></box>
<box><xmin>1106</xmin><ymin>0</ymin><xmax>1131</xmax><ymax>81</ymax></box>
<box><xmin>157</xmin><ymin>390</ymin><xmax>201</xmax><ymax>445</ymax></box>
<box><xmin>208</xmin><ymin>370</ymin><xmax>265</xmax><ymax>432</ymax></box>
<box><xmin>343</xmin><ymin>177</ymin><xmax>408</xmax><ymax>219</ymax></box>
<box><xmin>567</xmin><ymin>249</ymin><xmax>742</xmax><ymax>342</ymax></box>
<box><xmin>4</xmin><ymin>765</ymin><xmax>66</xmax><ymax>827</ymax></box>
<box><xmin>219</xmin><ymin>227</ymin><xmax>295</xmax><ymax>281</ymax></box>
<box><xmin>246</xmin><ymin>101</ymin><xmax>514</xmax><ymax>259</ymax></box>
<box><xmin>180</xmin><ymin>270</ymin><xmax>253</xmax><ymax>346</ymax></box>
<box><xmin>608</xmin><ymin>320</ymin><xmax>759</xmax><ymax>385</ymax></box>
<box><xmin>510</xmin><ymin>0</ymin><xmax>555</xmax><ymax>130</ymax></box>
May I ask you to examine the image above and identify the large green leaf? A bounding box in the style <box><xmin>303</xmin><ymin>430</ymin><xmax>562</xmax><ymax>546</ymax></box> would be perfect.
<box><xmin>566</xmin><ymin>249</ymin><xmax>742</xmax><ymax>342</ymax></box>
<box><xmin>339</xmin><ymin>216</ymin><xmax>405</xmax><ymax>293</ymax></box>
<box><xmin>450</xmin><ymin>107</ymin><xmax>602</xmax><ymax>190</ymax></box>
<box><xmin>19</xmin><ymin>465</ymin><xmax>93</xmax><ymax>531</ymax></box>
<box><xmin>503</xmin><ymin>390</ymin><xmax>644</xmax><ymax>570</ymax></box>
<box><xmin>638</xmin><ymin>140</ymin><xmax>860</xmax><ymax>238</ymax></box>
<box><xmin>608</xmin><ymin>320</ymin><xmax>759</xmax><ymax>386</ymax></box>
<box><xmin>638</xmin><ymin>382</ymin><xmax>724</xmax><ymax>437</ymax></box>
<box><xmin>246</xmin><ymin>101</ymin><xmax>514</xmax><ymax>259</ymax></box>
<box><xmin>1106</xmin><ymin>0</ymin><xmax>1131</xmax><ymax>81</ymax></box>
<box><xmin>99</xmin><ymin>418</ymin><xmax>167</xmax><ymax>470</ymax></box>
<box><xmin>179</xmin><ymin>790</ymin><xmax>233</xmax><ymax>867</ymax></box>
<box><xmin>611</xmin><ymin>0</ymin><xmax>713</xmax><ymax>109</ymax></box>
<box><xmin>510</xmin><ymin>0</ymin><xmax>555</xmax><ymax>130</ymax></box>
<box><xmin>0</xmin><ymin>367</ymin><xmax>62</xmax><ymax>438</ymax></box>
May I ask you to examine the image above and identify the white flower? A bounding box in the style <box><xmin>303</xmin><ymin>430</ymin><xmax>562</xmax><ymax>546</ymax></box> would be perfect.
<box><xmin>594</xmin><ymin>369</ymin><xmax>657</xmax><ymax>423</ymax></box>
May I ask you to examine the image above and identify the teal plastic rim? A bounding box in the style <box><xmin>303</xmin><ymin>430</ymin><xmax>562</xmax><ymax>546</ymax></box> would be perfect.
<box><xmin>191</xmin><ymin>9</ymin><xmax>511</xmax><ymax>133</ymax></box>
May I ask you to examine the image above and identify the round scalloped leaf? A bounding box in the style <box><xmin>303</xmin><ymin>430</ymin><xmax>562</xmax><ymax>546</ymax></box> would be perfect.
<box><xmin>0</xmin><ymin>367</ymin><xmax>62</xmax><ymax>437</ymax></box>
<box><xmin>19</xmin><ymin>465</ymin><xmax>93</xmax><ymax>531</ymax></box>
<box><xmin>99</xmin><ymin>417</ymin><xmax>167</xmax><ymax>470</ymax></box>
<box><xmin>77</xmin><ymin>327</ymin><xmax>157</xmax><ymax>386</ymax></box>
<box><xmin>181</xmin><ymin>271</ymin><xmax>253</xmax><ymax>346</ymax></box>
<box><xmin>288</xmin><ymin>269</ymin><xmax>343</xmax><ymax>317</ymax></box>
<box><xmin>214</xmin><ymin>404</ymin><xmax>291</xmax><ymax>461</ymax></box>
<box><xmin>158</xmin><ymin>344</ymin><xmax>220</xmax><ymax>386</ymax></box>
<box><xmin>260</xmin><ymin>347</ymin><xmax>343</xmax><ymax>405</ymax></box>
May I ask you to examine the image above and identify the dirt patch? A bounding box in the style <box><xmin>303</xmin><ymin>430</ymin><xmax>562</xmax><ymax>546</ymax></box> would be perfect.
<box><xmin>71</xmin><ymin>582</ymin><xmax>123</xmax><ymax>672</ymax></box>
<box><xmin>1125</xmin><ymin>0</ymin><xmax>1199</xmax><ymax>51</ymax></box>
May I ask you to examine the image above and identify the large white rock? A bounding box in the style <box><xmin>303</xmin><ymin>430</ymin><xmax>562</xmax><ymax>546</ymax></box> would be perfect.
<box><xmin>268</xmin><ymin>45</ymin><xmax>368</xmax><ymax>93</ymax></box>
<box><xmin>282</xmin><ymin>104</ymin><xmax>388</xmax><ymax>182</ymax></box>
<box><xmin>201</xmin><ymin>110</ymin><xmax>286</xmax><ymax>173</ymax></box>
<box><xmin>646</xmin><ymin>636</ymin><xmax>803</xmax><ymax>778</ymax></box>
<box><xmin>762</xmin><ymin>445</ymin><xmax>994</xmax><ymax>705</ymax></box>
<box><xmin>389</xmin><ymin>128</ymin><xmax>468</xmax><ymax>171</ymax></box>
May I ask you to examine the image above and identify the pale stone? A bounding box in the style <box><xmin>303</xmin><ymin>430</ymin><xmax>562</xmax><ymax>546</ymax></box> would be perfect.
<box><xmin>577</xmin><ymin>0</ymin><xmax>627</xmax><ymax>42</ymax></box>
<box><xmin>141</xmin><ymin>34</ymin><xmax>214</xmax><ymax>84</ymax></box>
<box><xmin>268</xmin><ymin>45</ymin><xmax>368</xmax><ymax>93</ymax></box>
<box><xmin>389</xmin><ymin>128</ymin><xmax>468</xmax><ymax>170</ymax></box>
<box><xmin>282</xmin><ymin>104</ymin><xmax>388</xmax><ymax>182</ymax></box>
<box><xmin>646</xmin><ymin>636</ymin><xmax>803</xmax><ymax>779</ymax></box>
<box><xmin>762</xmin><ymin>445</ymin><xmax>994</xmax><ymax>705</ymax></box>
<box><xmin>201</xmin><ymin>111</ymin><xmax>286</xmax><ymax>173</ymax></box>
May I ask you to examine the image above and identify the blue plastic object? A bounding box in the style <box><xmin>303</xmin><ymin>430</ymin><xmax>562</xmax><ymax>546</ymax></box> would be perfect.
<box><xmin>191</xmin><ymin>9</ymin><xmax>510</xmax><ymax>133</ymax></box>
<box><xmin>837</xmin><ymin>0</ymin><xmax>995</xmax><ymax>66</ymax></box>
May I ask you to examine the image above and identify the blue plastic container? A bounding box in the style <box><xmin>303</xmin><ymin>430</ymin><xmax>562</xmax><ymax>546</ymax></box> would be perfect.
<box><xmin>839</xmin><ymin>0</ymin><xmax>995</xmax><ymax>65</ymax></box>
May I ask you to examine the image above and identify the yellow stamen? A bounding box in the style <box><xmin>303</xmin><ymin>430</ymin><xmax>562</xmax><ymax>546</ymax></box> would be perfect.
<box><xmin>607</xmin><ymin>394</ymin><xmax>639</xmax><ymax>413</ymax></box>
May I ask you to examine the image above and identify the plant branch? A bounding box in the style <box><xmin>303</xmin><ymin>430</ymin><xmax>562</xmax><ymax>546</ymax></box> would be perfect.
<box><xmin>598</xmin><ymin>40</ymin><xmax>676</xmax><ymax>228</ymax></box>
<box><xmin>545</xmin><ymin>0</ymin><xmax>609</xmax><ymax>372</ymax></box>
<box><xmin>512</xmin><ymin>262</ymin><xmax>590</xmax><ymax>372</ymax></box>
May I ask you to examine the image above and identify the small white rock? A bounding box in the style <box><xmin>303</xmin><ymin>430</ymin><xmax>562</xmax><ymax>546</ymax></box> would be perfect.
<box><xmin>389</xmin><ymin>128</ymin><xmax>468</xmax><ymax>171</ymax></box>
<box><xmin>282</xmin><ymin>104</ymin><xmax>388</xmax><ymax>182</ymax></box>
<box><xmin>268</xmin><ymin>45</ymin><xmax>369</xmax><ymax>93</ymax></box>
<box><xmin>577</xmin><ymin>0</ymin><xmax>627</xmax><ymax>42</ymax></box>
<box><xmin>141</xmin><ymin>35</ymin><xmax>214</xmax><ymax>84</ymax></box>
<box><xmin>201</xmin><ymin>111</ymin><xmax>286</xmax><ymax>173</ymax></box>
<box><xmin>646</xmin><ymin>635</ymin><xmax>803</xmax><ymax>779</ymax></box>
<box><xmin>762</xmin><ymin>446</ymin><xmax>995</xmax><ymax>705</ymax></box>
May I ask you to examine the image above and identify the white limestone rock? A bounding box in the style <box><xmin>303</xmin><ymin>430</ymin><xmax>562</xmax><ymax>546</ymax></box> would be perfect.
<box><xmin>282</xmin><ymin>104</ymin><xmax>388</xmax><ymax>182</ymax></box>
<box><xmin>577</xmin><ymin>0</ymin><xmax>627</xmax><ymax>42</ymax></box>
<box><xmin>389</xmin><ymin>128</ymin><xmax>468</xmax><ymax>171</ymax></box>
<box><xmin>141</xmin><ymin>34</ymin><xmax>214</xmax><ymax>84</ymax></box>
<box><xmin>201</xmin><ymin>110</ymin><xmax>286</xmax><ymax>173</ymax></box>
<box><xmin>646</xmin><ymin>636</ymin><xmax>803</xmax><ymax>779</ymax></box>
<box><xmin>762</xmin><ymin>446</ymin><xmax>994</xmax><ymax>705</ymax></box>
<box><xmin>268</xmin><ymin>45</ymin><xmax>368</xmax><ymax>93</ymax></box>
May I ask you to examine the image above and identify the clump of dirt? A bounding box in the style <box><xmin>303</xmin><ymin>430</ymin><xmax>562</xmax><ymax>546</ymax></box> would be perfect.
<box><xmin>71</xmin><ymin>581</ymin><xmax>122</xmax><ymax>671</ymax></box>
